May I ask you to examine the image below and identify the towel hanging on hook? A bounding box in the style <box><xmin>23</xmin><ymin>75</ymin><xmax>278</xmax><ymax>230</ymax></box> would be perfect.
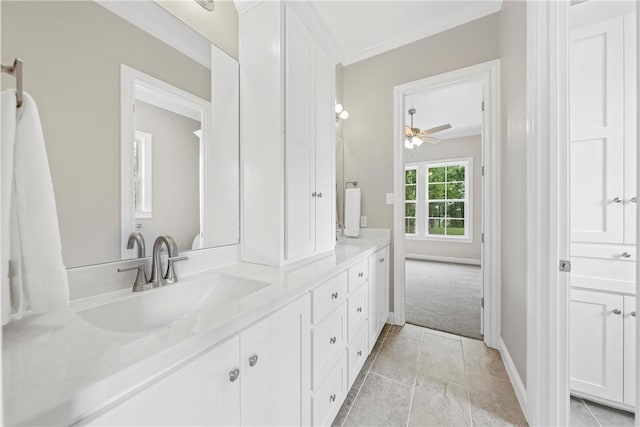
<box><xmin>1</xmin><ymin>58</ymin><xmax>23</xmax><ymax>108</ymax></box>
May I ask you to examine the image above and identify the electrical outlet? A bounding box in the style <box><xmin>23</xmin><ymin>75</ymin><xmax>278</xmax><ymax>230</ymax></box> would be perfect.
<box><xmin>386</xmin><ymin>193</ymin><xmax>394</xmax><ymax>205</ymax></box>
<box><xmin>360</xmin><ymin>216</ymin><xmax>367</xmax><ymax>227</ymax></box>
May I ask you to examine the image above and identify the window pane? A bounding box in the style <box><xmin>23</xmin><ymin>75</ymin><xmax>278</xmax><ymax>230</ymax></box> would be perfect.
<box><xmin>446</xmin><ymin>219</ymin><xmax>465</xmax><ymax>236</ymax></box>
<box><xmin>405</xmin><ymin>202</ymin><xmax>416</xmax><ymax>217</ymax></box>
<box><xmin>447</xmin><ymin>201</ymin><xmax>465</xmax><ymax>219</ymax></box>
<box><xmin>405</xmin><ymin>185</ymin><xmax>417</xmax><ymax>201</ymax></box>
<box><xmin>428</xmin><ymin>218</ymin><xmax>446</xmax><ymax>235</ymax></box>
<box><xmin>447</xmin><ymin>165</ymin><xmax>465</xmax><ymax>181</ymax></box>
<box><xmin>428</xmin><ymin>183</ymin><xmax>445</xmax><ymax>200</ymax></box>
<box><xmin>405</xmin><ymin>218</ymin><xmax>416</xmax><ymax>234</ymax></box>
<box><xmin>405</xmin><ymin>169</ymin><xmax>417</xmax><ymax>184</ymax></box>
<box><xmin>428</xmin><ymin>166</ymin><xmax>446</xmax><ymax>183</ymax></box>
<box><xmin>428</xmin><ymin>202</ymin><xmax>445</xmax><ymax>217</ymax></box>
<box><xmin>447</xmin><ymin>182</ymin><xmax>465</xmax><ymax>199</ymax></box>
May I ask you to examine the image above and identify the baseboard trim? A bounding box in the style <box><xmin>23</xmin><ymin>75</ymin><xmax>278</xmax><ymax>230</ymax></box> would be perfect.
<box><xmin>499</xmin><ymin>338</ymin><xmax>528</xmax><ymax>422</ymax></box>
<box><xmin>405</xmin><ymin>253</ymin><xmax>481</xmax><ymax>266</ymax></box>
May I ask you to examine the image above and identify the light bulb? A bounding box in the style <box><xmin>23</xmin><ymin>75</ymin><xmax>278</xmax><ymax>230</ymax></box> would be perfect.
<box><xmin>411</xmin><ymin>136</ymin><xmax>423</xmax><ymax>147</ymax></box>
<box><xmin>335</xmin><ymin>104</ymin><xmax>343</xmax><ymax>114</ymax></box>
<box><xmin>339</xmin><ymin>110</ymin><xmax>349</xmax><ymax>120</ymax></box>
<box><xmin>404</xmin><ymin>139</ymin><xmax>414</xmax><ymax>149</ymax></box>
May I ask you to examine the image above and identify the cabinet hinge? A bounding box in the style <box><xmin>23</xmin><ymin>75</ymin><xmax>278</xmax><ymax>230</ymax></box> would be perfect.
<box><xmin>481</xmin><ymin>101</ymin><xmax>485</xmax><ymax>111</ymax></box>
<box><xmin>481</xmin><ymin>233</ymin><xmax>484</xmax><ymax>243</ymax></box>
<box><xmin>481</xmin><ymin>297</ymin><xmax>484</xmax><ymax>308</ymax></box>
<box><xmin>481</xmin><ymin>166</ymin><xmax>485</xmax><ymax>176</ymax></box>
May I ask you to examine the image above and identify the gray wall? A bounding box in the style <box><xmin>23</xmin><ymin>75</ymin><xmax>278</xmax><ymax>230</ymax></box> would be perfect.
<box><xmin>500</xmin><ymin>0</ymin><xmax>528</xmax><ymax>386</ymax></box>
<box><xmin>342</xmin><ymin>12</ymin><xmax>501</xmax><ymax>308</ymax></box>
<box><xmin>134</xmin><ymin>101</ymin><xmax>200</xmax><ymax>255</ymax></box>
<box><xmin>1</xmin><ymin>1</ymin><xmax>210</xmax><ymax>267</ymax></box>
<box><xmin>404</xmin><ymin>135</ymin><xmax>482</xmax><ymax>262</ymax></box>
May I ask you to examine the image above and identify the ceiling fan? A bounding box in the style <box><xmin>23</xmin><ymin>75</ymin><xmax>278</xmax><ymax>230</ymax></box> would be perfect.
<box><xmin>404</xmin><ymin>108</ymin><xmax>452</xmax><ymax>149</ymax></box>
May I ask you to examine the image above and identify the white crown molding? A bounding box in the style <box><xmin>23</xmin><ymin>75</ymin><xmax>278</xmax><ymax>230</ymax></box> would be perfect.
<box><xmin>233</xmin><ymin>0</ymin><xmax>263</xmax><ymax>15</ymax></box>
<box><xmin>97</xmin><ymin>0</ymin><xmax>211</xmax><ymax>69</ymax></box>
<box><xmin>341</xmin><ymin>3</ymin><xmax>502</xmax><ymax>66</ymax></box>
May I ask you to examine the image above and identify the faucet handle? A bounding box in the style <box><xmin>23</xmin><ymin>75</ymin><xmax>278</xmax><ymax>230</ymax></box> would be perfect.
<box><xmin>118</xmin><ymin>263</ymin><xmax>150</xmax><ymax>292</ymax></box>
<box><xmin>165</xmin><ymin>255</ymin><xmax>188</xmax><ymax>284</ymax></box>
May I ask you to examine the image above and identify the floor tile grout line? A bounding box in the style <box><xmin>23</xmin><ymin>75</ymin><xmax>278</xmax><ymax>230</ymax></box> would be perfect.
<box><xmin>404</xmin><ymin>330</ymin><xmax>424</xmax><ymax>427</ymax></box>
<box><xmin>339</xmin><ymin>325</ymin><xmax>390</xmax><ymax>427</ymax></box>
<box><xmin>460</xmin><ymin>339</ymin><xmax>474</xmax><ymax>427</ymax></box>
<box><xmin>581</xmin><ymin>398</ymin><xmax>603</xmax><ymax>427</ymax></box>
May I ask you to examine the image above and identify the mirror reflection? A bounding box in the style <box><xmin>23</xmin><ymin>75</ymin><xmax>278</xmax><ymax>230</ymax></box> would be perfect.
<box><xmin>1</xmin><ymin>1</ymin><xmax>239</xmax><ymax>268</ymax></box>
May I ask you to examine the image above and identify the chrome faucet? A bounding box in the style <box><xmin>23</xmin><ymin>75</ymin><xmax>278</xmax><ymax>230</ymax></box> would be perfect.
<box><xmin>117</xmin><ymin>232</ymin><xmax>150</xmax><ymax>292</ymax></box>
<box><xmin>149</xmin><ymin>235</ymin><xmax>186</xmax><ymax>287</ymax></box>
<box><xmin>127</xmin><ymin>231</ymin><xmax>146</xmax><ymax>258</ymax></box>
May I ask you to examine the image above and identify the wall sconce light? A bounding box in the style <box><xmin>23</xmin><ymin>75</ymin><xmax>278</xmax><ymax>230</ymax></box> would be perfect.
<box><xmin>335</xmin><ymin>104</ymin><xmax>349</xmax><ymax>122</ymax></box>
<box><xmin>195</xmin><ymin>0</ymin><xmax>215</xmax><ymax>11</ymax></box>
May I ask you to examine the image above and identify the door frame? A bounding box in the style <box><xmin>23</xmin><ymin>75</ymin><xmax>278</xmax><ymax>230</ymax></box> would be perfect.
<box><xmin>525</xmin><ymin>2</ymin><xmax>640</xmax><ymax>425</ymax></box>
<box><xmin>391</xmin><ymin>59</ymin><xmax>502</xmax><ymax>349</ymax></box>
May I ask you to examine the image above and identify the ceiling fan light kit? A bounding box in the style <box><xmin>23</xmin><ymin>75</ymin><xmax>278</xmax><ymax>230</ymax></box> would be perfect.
<box><xmin>404</xmin><ymin>108</ymin><xmax>452</xmax><ymax>149</ymax></box>
<box><xmin>335</xmin><ymin>103</ymin><xmax>349</xmax><ymax>122</ymax></box>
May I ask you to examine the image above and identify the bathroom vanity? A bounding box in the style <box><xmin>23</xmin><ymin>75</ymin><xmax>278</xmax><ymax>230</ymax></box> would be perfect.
<box><xmin>3</xmin><ymin>237</ymin><xmax>390</xmax><ymax>426</ymax></box>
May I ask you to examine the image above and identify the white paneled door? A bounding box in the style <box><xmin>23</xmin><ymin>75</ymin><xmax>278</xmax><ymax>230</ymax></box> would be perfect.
<box><xmin>570</xmin><ymin>17</ymin><xmax>625</xmax><ymax>244</ymax></box>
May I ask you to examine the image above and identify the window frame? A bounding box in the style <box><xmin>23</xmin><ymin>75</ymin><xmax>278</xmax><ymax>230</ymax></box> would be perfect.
<box><xmin>404</xmin><ymin>166</ymin><xmax>418</xmax><ymax>236</ymax></box>
<box><xmin>404</xmin><ymin>157</ymin><xmax>473</xmax><ymax>242</ymax></box>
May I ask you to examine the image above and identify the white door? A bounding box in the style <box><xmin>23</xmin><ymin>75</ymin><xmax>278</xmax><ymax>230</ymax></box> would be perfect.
<box><xmin>285</xmin><ymin>4</ymin><xmax>316</xmax><ymax>260</ymax></box>
<box><xmin>624</xmin><ymin>295</ymin><xmax>636</xmax><ymax>406</ymax></box>
<box><xmin>570</xmin><ymin>289</ymin><xmax>624</xmax><ymax>402</ymax></box>
<box><xmin>314</xmin><ymin>44</ymin><xmax>336</xmax><ymax>254</ymax></box>
<box><xmin>376</xmin><ymin>247</ymin><xmax>389</xmax><ymax>331</ymax></box>
<box><xmin>367</xmin><ymin>252</ymin><xmax>378</xmax><ymax>350</ymax></box>
<box><xmin>570</xmin><ymin>17</ymin><xmax>625</xmax><ymax>244</ymax></box>
<box><xmin>622</xmin><ymin>14</ymin><xmax>638</xmax><ymax>245</ymax></box>
<box><xmin>240</xmin><ymin>295</ymin><xmax>311</xmax><ymax>426</ymax></box>
<box><xmin>88</xmin><ymin>336</ymin><xmax>241</xmax><ymax>426</ymax></box>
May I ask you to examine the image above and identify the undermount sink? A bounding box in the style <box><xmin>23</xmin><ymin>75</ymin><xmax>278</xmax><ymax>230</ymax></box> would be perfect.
<box><xmin>77</xmin><ymin>274</ymin><xmax>269</xmax><ymax>334</ymax></box>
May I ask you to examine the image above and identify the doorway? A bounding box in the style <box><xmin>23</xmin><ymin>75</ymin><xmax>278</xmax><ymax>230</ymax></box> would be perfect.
<box><xmin>392</xmin><ymin>59</ymin><xmax>501</xmax><ymax>349</ymax></box>
<box><xmin>402</xmin><ymin>82</ymin><xmax>484</xmax><ymax>339</ymax></box>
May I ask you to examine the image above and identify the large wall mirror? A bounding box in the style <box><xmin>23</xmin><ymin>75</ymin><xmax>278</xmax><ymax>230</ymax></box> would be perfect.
<box><xmin>1</xmin><ymin>0</ymin><xmax>240</xmax><ymax>268</ymax></box>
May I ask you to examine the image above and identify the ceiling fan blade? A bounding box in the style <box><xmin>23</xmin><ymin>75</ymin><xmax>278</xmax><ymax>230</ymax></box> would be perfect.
<box><xmin>421</xmin><ymin>137</ymin><xmax>441</xmax><ymax>144</ymax></box>
<box><xmin>421</xmin><ymin>123</ymin><xmax>452</xmax><ymax>136</ymax></box>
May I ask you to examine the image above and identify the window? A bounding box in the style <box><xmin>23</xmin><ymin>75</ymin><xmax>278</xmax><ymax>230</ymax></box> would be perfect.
<box><xmin>404</xmin><ymin>159</ymin><xmax>472</xmax><ymax>240</ymax></box>
<box><xmin>133</xmin><ymin>130</ymin><xmax>153</xmax><ymax>218</ymax></box>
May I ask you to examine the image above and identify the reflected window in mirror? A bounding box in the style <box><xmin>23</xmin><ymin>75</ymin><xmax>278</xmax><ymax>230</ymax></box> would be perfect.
<box><xmin>134</xmin><ymin>131</ymin><xmax>153</xmax><ymax>219</ymax></box>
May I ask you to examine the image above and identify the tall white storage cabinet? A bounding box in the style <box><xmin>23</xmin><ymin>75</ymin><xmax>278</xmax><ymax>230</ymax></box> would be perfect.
<box><xmin>569</xmin><ymin>3</ymin><xmax>637</xmax><ymax>410</ymax></box>
<box><xmin>239</xmin><ymin>1</ymin><xmax>337</xmax><ymax>267</ymax></box>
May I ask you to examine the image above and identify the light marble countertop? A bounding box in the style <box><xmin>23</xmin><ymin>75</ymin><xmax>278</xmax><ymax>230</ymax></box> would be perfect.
<box><xmin>3</xmin><ymin>237</ymin><xmax>389</xmax><ymax>426</ymax></box>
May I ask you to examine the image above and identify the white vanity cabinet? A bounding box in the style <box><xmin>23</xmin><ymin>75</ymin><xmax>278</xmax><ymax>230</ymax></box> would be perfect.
<box><xmin>85</xmin><ymin>295</ymin><xmax>311</xmax><ymax>427</ymax></box>
<box><xmin>239</xmin><ymin>1</ymin><xmax>337</xmax><ymax>267</ymax></box>
<box><xmin>368</xmin><ymin>247</ymin><xmax>389</xmax><ymax>351</ymax></box>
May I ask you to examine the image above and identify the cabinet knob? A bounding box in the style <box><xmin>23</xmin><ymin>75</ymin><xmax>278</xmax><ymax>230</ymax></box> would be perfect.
<box><xmin>357</xmin><ymin>307</ymin><xmax>362</xmax><ymax>313</ymax></box>
<box><xmin>622</xmin><ymin>252</ymin><xmax>632</xmax><ymax>258</ymax></box>
<box><xmin>613</xmin><ymin>197</ymin><xmax>623</xmax><ymax>203</ymax></box>
<box><xmin>229</xmin><ymin>368</ymin><xmax>240</xmax><ymax>382</ymax></box>
<box><xmin>358</xmin><ymin>272</ymin><xmax>364</xmax><ymax>278</ymax></box>
<box><xmin>379</xmin><ymin>258</ymin><xmax>385</xmax><ymax>263</ymax></box>
<box><xmin>312</xmin><ymin>192</ymin><xmax>317</xmax><ymax>198</ymax></box>
<box><xmin>632</xmin><ymin>311</ymin><xmax>636</xmax><ymax>317</ymax></box>
<box><xmin>329</xmin><ymin>394</ymin><xmax>336</xmax><ymax>402</ymax></box>
<box><xmin>357</xmin><ymin>350</ymin><xmax>363</xmax><ymax>357</ymax></box>
<box><xmin>331</xmin><ymin>292</ymin><xmax>339</xmax><ymax>300</ymax></box>
<box><xmin>613</xmin><ymin>309</ymin><xmax>622</xmax><ymax>315</ymax></box>
<box><xmin>248</xmin><ymin>354</ymin><xmax>258</xmax><ymax>367</ymax></box>
<box><xmin>317</xmin><ymin>192</ymin><xmax>323</xmax><ymax>198</ymax></box>
<box><xmin>330</xmin><ymin>336</ymin><xmax>337</xmax><ymax>344</ymax></box>
<box><xmin>631</xmin><ymin>197</ymin><xmax>637</xmax><ymax>203</ymax></box>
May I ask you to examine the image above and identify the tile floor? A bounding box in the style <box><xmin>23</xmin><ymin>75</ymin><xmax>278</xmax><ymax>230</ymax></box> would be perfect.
<box><xmin>570</xmin><ymin>397</ymin><xmax>634</xmax><ymax>426</ymax></box>
<box><xmin>333</xmin><ymin>323</ymin><xmax>527</xmax><ymax>427</ymax></box>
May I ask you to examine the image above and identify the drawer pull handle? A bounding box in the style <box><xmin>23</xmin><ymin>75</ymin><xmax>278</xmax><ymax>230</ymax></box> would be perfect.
<box><xmin>229</xmin><ymin>368</ymin><xmax>240</xmax><ymax>382</ymax></box>
<box><xmin>357</xmin><ymin>307</ymin><xmax>362</xmax><ymax>313</ymax></box>
<box><xmin>248</xmin><ymin>354</ymin><xmax>258</xmax><ymax>367</ymax></box>
<box><xmin>358</xmin><ymin>272</ymin><xmax>364</xmax><ymax>278</ymax></box>
<box><xmin>613</xmin><ymin>309</ymin><xmax>622</xmax><ymax>315</ymax></box>
<box><xmin>357</xmin><ymin>350</ymin><xmax>363</xmax><ymax>357</ymax></box>
<box><xmin>613</xmin><ymin>197</ymin><xmax>623</xmax><ymax>203</ymax></box>
<box><xmin>330</xmin><ymin>336</ymin><xmax>337</xmax><ymax>344</ymax></box>
<box><xmin>622</xmin><ymin>252</ymin><xmax>632</xmax><ymax>258</ymax></box>
<box><xmin>331</xmin><ymin>292</ymin><xmax>339</xmax><ymax>299</ymax></box>
<box><xmin>329</xmin><ymin>394</ymin><xmax>336</xmax><ymax>402</ymax></box>
<box><xmin>631</xmin><ymin>197</ymin><xmax>637</xmax><ymax>203</ymax></box>
<box><xmin>379</xmin><ymin>258</ymin><xmax>385</xmax><ymax>263</ymax></box>
<box><xmin>632</xmin><ymin>311</ymin><xmax>637</xmax><ymax>317</ymax></box>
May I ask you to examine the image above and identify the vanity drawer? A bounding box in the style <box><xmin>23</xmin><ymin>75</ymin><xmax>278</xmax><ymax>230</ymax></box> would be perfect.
<box><xmin>348</xmin><ymin>324</ymin><xmax>368</xmax><ymax>389</ymax></box>
<box><xmin>312</xmin><ymin>271</ymin><xmax>347</xmax><ymax>324</ymax></box>
<box><xmin>312</xmin><ymin>302</ymin><xmax>347</xmax><ymax>389</ymax></box>
<box><xmin>347</xmin><ymin>259</ymin><xmax>368</xmax><ymax>293</ymax></box>
<box><xmin>312</xmin><ymin>351</ymin><xmax>348</xmax><ymax>427</ymax></box>
<box><xmin>348</xmin><ymin>283</ymin><xmax>367</xmax><ymax>338</ymax></box>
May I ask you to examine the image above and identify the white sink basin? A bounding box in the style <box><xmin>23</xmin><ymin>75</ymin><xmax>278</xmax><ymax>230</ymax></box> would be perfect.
<box><xmin>77</xmin><ymin>274</ymin><xmax>269</xmax><ymax>334</ymax></box>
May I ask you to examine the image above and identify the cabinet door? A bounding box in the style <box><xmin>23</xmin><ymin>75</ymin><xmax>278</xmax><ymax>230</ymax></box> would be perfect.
<box><xmin>570</xmin><ymin>18</ymin><xmax>625</xmax><ymax>244</ymax></box>
<box><xmin>285</xmin><ymin>4</ymin><xmax>316</xmax><ymax>260</ymax></box>
<box><xmin>368</xmin><ymin>252</ymin><xmax>378</xmax><ymax>351</ymax></box>
<box><xmin>88</xmin><ymin>336</ymin><xmax>241</xmax><ymax>426</ymax></box>
<box><xmin>570</xmin><ymin>289</ymin><xmax>624</xmax><ymax>402</ymax></box>
<box><xmin>376</xmin><ymin>247</ymin><xmax>390</xmax><ymax>331</ymax></box>
<box><xmin>240</xmin><ymin>294</ymin><xmax>311</xmax><ymax>426</ymax></box>
<box><xmin>624</xmin><ymin>295</ymin><xmax>636</xmax><ymax>406</ymax></box>
<box><xmin>314</xmin><ymin>44</ymin><xmax>336</xmax><ymax>254</ymax></box>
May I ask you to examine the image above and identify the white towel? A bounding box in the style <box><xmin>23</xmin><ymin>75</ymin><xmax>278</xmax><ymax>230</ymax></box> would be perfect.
<box><xmin>344</xmin><ymin>188</ymin><xmax>361</xmax><ymax>237</ymax></box>
<box><xmin>2</xmin><ymin>91</ymin><xmax>69</xmax><ymax>325</ymax></box>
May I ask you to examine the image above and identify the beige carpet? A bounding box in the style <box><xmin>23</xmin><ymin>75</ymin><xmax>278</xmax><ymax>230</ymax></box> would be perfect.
<box><xmin>405</xmin><ymin>260</ymin><xmax>483</xmax><ymax>339</ymax></box>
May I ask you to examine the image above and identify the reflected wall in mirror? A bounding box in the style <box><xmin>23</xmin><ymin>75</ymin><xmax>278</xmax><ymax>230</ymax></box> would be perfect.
<box><xmin>1</xmin><ymin>1</ymin><xmax>240</xmax><ymax>268</ymax></box>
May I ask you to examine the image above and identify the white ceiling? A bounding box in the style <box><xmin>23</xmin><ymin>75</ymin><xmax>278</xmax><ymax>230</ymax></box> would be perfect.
<box><xmin>311</xmin><ymin>0</ymin><xmax>503</xmax><ymax>65</ymax></box>
<box><xmin>405</xmin><ymin>81</ymin><xmax>483</xmax><ymax>140</ymax></box>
